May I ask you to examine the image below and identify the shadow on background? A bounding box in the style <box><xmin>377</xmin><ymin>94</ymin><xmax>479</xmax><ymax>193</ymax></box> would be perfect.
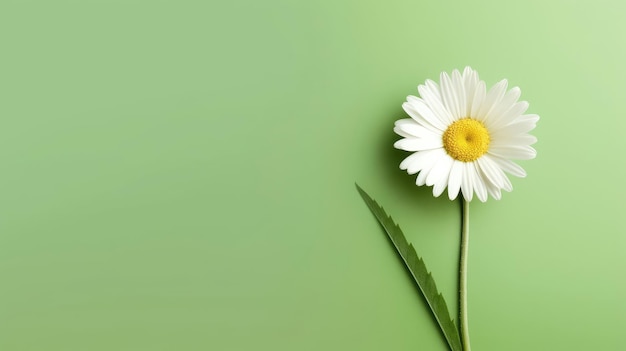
<box><xmin>362</xmin><ymin>106</ymin><xmax>462</xmax><ymax>350</ymax></box>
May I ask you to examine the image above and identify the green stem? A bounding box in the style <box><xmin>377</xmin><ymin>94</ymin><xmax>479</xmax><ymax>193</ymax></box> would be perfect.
<box><xmin>459</xmin><ymin>200</ymin><xmax>471</xmax><ymax>351</ymax></box>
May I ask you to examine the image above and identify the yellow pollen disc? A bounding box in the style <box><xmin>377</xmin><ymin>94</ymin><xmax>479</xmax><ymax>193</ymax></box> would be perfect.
<box><xmin>442</xmin><ymin>118</ymin><xmax>490</xmax><ymax>162</ymax></box>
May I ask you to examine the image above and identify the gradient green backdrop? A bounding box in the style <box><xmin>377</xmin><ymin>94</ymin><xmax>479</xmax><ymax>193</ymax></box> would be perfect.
<box><xmin>1</xmin><ymin>0</ymin><xmax>625</xmax><ymax>350</ymax></box>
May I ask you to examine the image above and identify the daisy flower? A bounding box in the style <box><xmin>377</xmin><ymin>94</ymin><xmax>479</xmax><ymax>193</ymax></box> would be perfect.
<box><xmin>394</xmin><ymin>67</ymin><xmax>538</xmax><ymax>202</ymax></box>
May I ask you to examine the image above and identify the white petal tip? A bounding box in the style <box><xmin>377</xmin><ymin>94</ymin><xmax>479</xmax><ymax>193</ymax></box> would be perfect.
<box><xmin>433</xmin><ymin>187</ymin><xmax>445</xmax><ymax>198</ymax></box>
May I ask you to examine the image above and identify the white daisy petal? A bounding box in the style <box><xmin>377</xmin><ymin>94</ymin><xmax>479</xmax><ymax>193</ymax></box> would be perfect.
<box><xmin>462</xmin><ymin>66</ymin><xmax>474</xmax><ymax>79</ymax></box>
<box><xmin>397</xmin><ymin>122</ymin><xmax>441</xmax><ymax>139</ymax></box>
<box><xmin>403</xmin><ymin>99</ymin><xmax>447</xmax><ymax>131</ymax></box>
<box><xmin>402</xmin><ymin>148</ymin><xmax>439</xmax><ymax>174</ymax></box>
<box><xmin>417</xmin><ymin>79</ymin><xmax>443</xmax><ymax>102</ymax></box>
<box><xmin>476</xmin><ymin>79</ymin><xmax>508</xmax><ymax>122</ymax></box>
<box><xmin>394</xmin><ymin>137</ymin><xmax>443</xmax><ymax>151</ymax></box>
<box><xmin>394</xmin><ymin>118</ymin><xmax>429</xmax><ymax>138</ymax></box>
<box><xmin>425</xmin><ymin>80</ymin><xmax>443</xmax><ymax>100</ymax></box>
<box><xmin>394</xmin><ymin>118</ymin><xmax>415</xmax><ymax>126</ymax></box>
<box><xmin>406</xmin><ymin>95</ymin><xmax>420</xmax><ymax>103</ymax></box>
<box><xmin>452</xmin><ymin>69</ymin><xmax>466</xmax><ymax>120</ymax></box>
<box><xmin>447</xmin><ymin>160</ymin><xmax>464</xmax><ymax>200</ymax></box>
<box><xmin>394</xmin><ymin>118</ymin><xmax>416</xmax><ymax>127</ymax></box>
<box><xmin>516</xmin><ymin>113</ymin><xmax>540</xmax><ymax>124</ymax></box>
<box><xmin>470</xmin><ymin>80</ymin><xmax>486</xmax><ymax>118</ymax></box>
<box><xmin>489</xmin><ymin>156</ymin><xmax>527</xmax><ymax>178</ymax></box>
<box><xmin>461</xmin><ymin>162</ymin><xmax>474</xmax><ymax>202</ymax></box>
<box><xmin>474</xmin><ymin>160</ymin><xmax>500</xmax><ymax>200</ymax></box>
<box><xmin>489</xmin><ymin>101</ymin><xmax>529</xmax><ymax>130</ymax></box>
<box><xmin>476</xmin><ymin>156</ymin><xmax>505</xmax><ymax>188</ymax></box>
<box><xmin>430</xmin><ymin>157</ymin><xmax>454</xmax><ymax>197</ymax></box>
<box><xmin>502</xmin><ymin>172</ymin><xmax>513</xmax><ymax>192</ymax></box>
<box><xmin>484</xmin><ymin>179</ymin><xmax>502</xmax><ymax>200</ymax></box>
<box><xmin>440</xmin><ymin>71</ymin><xmax>461</xmax><ymax>120</ymax></box>
<box><xmin>416</xmin><ymin>149</ymin><xmax>447</xmax><ymax>186</ymax></box>
<box><xmin>463</xmin><ymin>67</ymin><xmax>479</xmax><ymax>116</ymax></box>
<box><xmin>402</xmin><ymin>100</ymin><xmax>429</xmax><ymax>123</ymax></box>
<box><xmin>484</xmin><ymin>87</ymin><xmax>521</xmax><ymax>128</ymax></box>
<box><xmin>416</xmin><ymin>169</ymin><xmax>428</xmax><ymax>186</ymax></box>
<box><xmin>491</xmin><ymin>118</ymin><xmax>538</xmax><ymax>137</ymax></box>
<box><xmin>488</xmin><ymin>145</ymin><xmax>537</xmax><ymax>160</ymax></box>
<box><xmin>393</xmin><ymin>126</ymin><xmax>412</xmax><ymax>138</ymax></box>
<box><xmin>472</xmin><ymin>163</ymin><xmax>488</xmax><ymax>202</ymax></box>
<box><xmin>418</xmin><ymin>81</ymin><xmax>454</xmax><ymax>126</ymax></box>
<box><xmin>402</xmin><ymin>101</ymin><xmax>440</xmax><ymax>133</ymax></box>
<box><xmin>405</xmin><ymin>148</ymin><xmax>445</xmax><ymax>177</ymax></box>
<box><xmin>490</xmin><ymin>134</ymin><xmax>537</xmax><ymax>147</ymax></box>
<box><xmin>399</xmin><ymin>152</ymin><xmax>420</xmax><ymax>172</ymax></box>
<box><xmin>426</xmin><ymin>153</ymin><xmax>453</xmax><ymax>189</ymax></box>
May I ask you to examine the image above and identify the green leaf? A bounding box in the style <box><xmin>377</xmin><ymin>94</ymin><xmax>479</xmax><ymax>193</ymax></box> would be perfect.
<box><xmin>355</xmin><ymin>184</ymin><xmax>462</xmax><ymax>351</ymax></box>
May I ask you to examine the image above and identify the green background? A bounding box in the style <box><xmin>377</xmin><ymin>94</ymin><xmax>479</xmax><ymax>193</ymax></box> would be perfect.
<box><xmin>1</xmin><ymin>0</ymin><xmax>625</xmax><ymax>350</ymax></box>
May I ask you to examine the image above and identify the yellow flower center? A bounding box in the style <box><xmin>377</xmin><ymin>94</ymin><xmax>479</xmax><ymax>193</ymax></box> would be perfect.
<box><xmin>442</xmin><ymin>118</ymin><xmax>490</xmax><ymax>162</ymax></box>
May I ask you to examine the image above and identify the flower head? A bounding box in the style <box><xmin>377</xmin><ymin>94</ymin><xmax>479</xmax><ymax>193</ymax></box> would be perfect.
<box><xmin>394</xmin><ymin>67</ymin><xmax>538</xmax><ymax>202</ymax></box>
